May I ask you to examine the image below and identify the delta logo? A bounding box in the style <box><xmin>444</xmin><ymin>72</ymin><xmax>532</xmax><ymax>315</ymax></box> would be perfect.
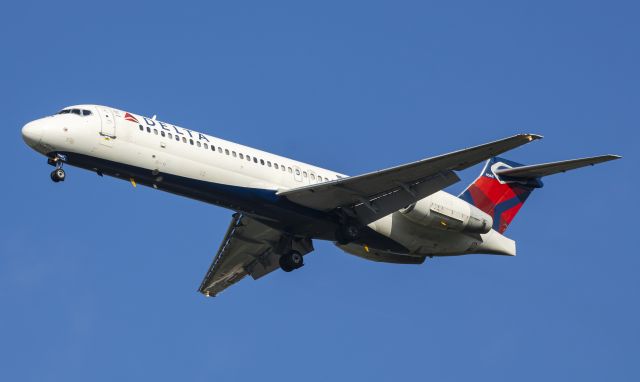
<box><xmin>124</xmin><ymin>112</ymin><xmax>139</xmax><ymax>124</ymax></box>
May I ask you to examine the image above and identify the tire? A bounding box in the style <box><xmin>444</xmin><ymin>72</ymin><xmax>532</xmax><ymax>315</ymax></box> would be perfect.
<box><xmin>289</xmin><ymin>251</ymin><xmax>303</xmax><ymax>268</ymax></box>
<box><xmin>279</xmin><ymin>255</ymin><xmax>293</xmax><ymax>272</ymax></box>
<box><xmin>279</xmin><ymin>250</ymin><xmax>304</xmax><ymax>272</ymax></box>
<box><xmin>55</xmin><ymin>168</ymin><xmax>66</xmax><ymax>181</ymax></box>
<box><xmin>336</xmin><ymin>224</ymin><xmax>361</xmax><ymax>245</ymax></box>
<box><xmin>50</xmin><ymin>169</ymin><xmax>65</xmax><ymax>182</ymax></box>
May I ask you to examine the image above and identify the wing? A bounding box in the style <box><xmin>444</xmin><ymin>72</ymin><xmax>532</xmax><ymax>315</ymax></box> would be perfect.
<box><xmin>494</xmin><ymin>154</ymin><xmax>621</xmax><ymax>179</ymax></box>
<box><xmin>198</xmin><ymin>213</ymin><xmax>313</xmax><ymax>297</ymax></box>
<box><xmin>278</xmin><ymin>134</ymin><xmax>542</xmax><ymax>224</ymax></box>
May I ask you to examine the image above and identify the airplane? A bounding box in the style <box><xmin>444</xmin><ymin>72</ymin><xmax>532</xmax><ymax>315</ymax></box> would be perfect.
<box><xmin>21</xmin><ymin>105</ymin><xmax>620</xmax><ymax>297</ymax></box>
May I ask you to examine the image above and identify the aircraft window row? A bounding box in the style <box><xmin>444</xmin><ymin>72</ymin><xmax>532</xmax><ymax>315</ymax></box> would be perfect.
<box><xmin>138</xmin><ymin>124</ymin><xmax>331</xmax><ymax>182</ymax></box>
<box><xmin>58</xmin><ymin>108</ymin><xmax>92</xmax><ymax>116</ymax></box>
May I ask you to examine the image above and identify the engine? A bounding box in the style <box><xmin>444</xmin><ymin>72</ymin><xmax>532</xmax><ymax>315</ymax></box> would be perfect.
<box><xmin>400</xmin><ymin>193</ymin><xmax>493</xmax><ymax>234</ymax></box>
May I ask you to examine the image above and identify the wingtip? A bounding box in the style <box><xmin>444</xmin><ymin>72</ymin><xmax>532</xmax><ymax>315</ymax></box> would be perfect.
<box><xmin>525</xmin><ymin>133</ymin><xmax>544</xmax><ymax>141</ymax></box>
<box><xmin>594</xmin><ymin>154</ymin><xmax>622</xmax><ymax>162</ymax></box>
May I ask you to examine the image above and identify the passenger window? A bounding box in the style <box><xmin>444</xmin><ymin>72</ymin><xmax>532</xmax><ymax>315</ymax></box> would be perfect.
<box><xmin>282</xmin><ymin>166</ymin><xmax>286</xmax><ymax>172</ymax></box>
<box><xmin>325</xmin><ymin>177</ymin><xmax>329</xmax><ymax>181</ymax></box>
<box><xmin>139</xmin><ymin>125</ymin><xmax>143</xmax><ymax>131</ymax></box>
<box><xmin>232</xmin><ymin>151</ymin><xmax>237</xmax><ymax>157</ymax></box>
<box><xmin>274</xmin><ymin>163</ymin><xmax>279</xmax><ymax>170</ymax></box>
<box><xmin>267</xmin><ymin>161</ymin><xmax>272</xmax><ymax>167</ymax></box>
<box><xmin>211</xmin><ymin>145</ymin><xmax>215</xmax><ymax>151</ymax></box>
<box><xmin>182</xmin><ymin>137</ymin><xmax>187</xmax><ymax>143</ymax></box>
<box><xmin>161</xmin><ymin>131</ymin><xmax>166</xmax><ymax>137</ymax></box>
<box><xmin>239</xmin><ymin>153</ymin><xmax>244</xmax><ymax>159</ymax></box>
<box><xmin>288</xmin><ymin>167</ymin><xmax>293</xmax><ymax>173</ymax></box>
<box><xmin>175</xmin><ymin>135</ymin><xmax>180</xmax><ymax>141</ymax></box>
<box><xmin>168</xmin><ymin>133</ymin><xmax>173</xmax><ymax>139</ymax></box>
<box><xmin>303</xmin><ymin>171</ymin><xmax>307</xmax><ymax>177</ymax></box>
<box><xmin>254</xmin><ymin>157</ymin><xmax>258</xmax><ymax>163</ymax></box>
<box><xmin>82</xmin><ymin>110</ymin><xmax>92</xmax><ymax>116</ymax></box>
<box><xmin>218</xmin><ymin>147</ymin><xmax>222</xmax><ymax>153</ymax></box>
<box><xmin>225</xmin><ymin>149</ymin><xmax>229</xmax><ymax>155</ymax></box>
<box><xmin>147</xmin><ymin>127</ymin><xmax>151</xmax><ymax>133</ymax></box>
<box><xmin>197</xmin><ymin>141</ymin><xmax>201</xmax><ymax>147</ymax></box>
<box><xmin>189</xmin><ymin>139</ymin><xmax>194</xmax><ymax>145</ymax></box>
<box><xmin>310</xmin><ymin>174</ymin><xmax>315</xmax><ymax>180</ymax></box>
<box><xmin>247</xmin><ymin>155</ymin><xmax>251</xmax><ymax>161</ymax></box>
<box><xmin>295</xmin><ymin>169</ymin><xmax>300</xmax><ymax>175</ymax></box>
<box><xmin>154</xmin><ymin>129</ymin><xmax>158</xmax><ymax>135</ymax></box>
<box><xmin>204</xmin><ymin>143</ymin><xmax>208</xmax><ymax>149</ymax></box>
<box><xmin>260</xmin><ymin>159</ymin><xmax>265</xmax><ymax>165</ymax></box>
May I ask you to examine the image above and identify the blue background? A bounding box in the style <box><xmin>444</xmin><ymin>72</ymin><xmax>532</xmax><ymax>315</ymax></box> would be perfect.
<box><xmin>1</xmin><ymin>1</ymin><xmax>637</xmax><ymax>380</ymax></box>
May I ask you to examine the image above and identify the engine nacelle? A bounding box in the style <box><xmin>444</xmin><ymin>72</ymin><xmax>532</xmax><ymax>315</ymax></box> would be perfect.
<box><xmin>400</xmin><ymin>193</ymin><xmax>493</xmax><ymax>234</ymax></box>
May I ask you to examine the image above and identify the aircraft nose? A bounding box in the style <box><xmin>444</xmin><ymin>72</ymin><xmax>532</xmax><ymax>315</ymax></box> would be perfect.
<box><xmin>22</xmin><ymin>120</ymin><xmax>43</xmax><ymax>146</ymax></box>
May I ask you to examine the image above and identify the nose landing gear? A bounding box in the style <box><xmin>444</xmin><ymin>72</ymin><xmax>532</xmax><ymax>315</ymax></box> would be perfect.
<box><xmin>48</xmin><ymin>155</ymin><xmax>66</xmax><ymax>183</ymax></box>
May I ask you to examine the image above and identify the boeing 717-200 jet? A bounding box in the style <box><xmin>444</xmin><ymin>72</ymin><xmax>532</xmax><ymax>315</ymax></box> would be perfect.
<box><xmin>22</xmin><ymin>105</ymin><xmax>620</xmax><ymax>297</ymax></box>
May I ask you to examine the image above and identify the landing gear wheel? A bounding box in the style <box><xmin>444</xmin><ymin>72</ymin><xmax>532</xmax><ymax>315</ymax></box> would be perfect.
<box><xmin>335</xmin><ymin>224</ymin><xmax>361</xmax><ymax>245</ymax></box>
<box><xmin>50</xmin><ymin>168</ymin><xmax>66</xmax><ymax>183</ymax></box>
<box><xmin>279</xmin><ymin>250</ymin><xmax>304</xmax><ymax>272</ymax></box>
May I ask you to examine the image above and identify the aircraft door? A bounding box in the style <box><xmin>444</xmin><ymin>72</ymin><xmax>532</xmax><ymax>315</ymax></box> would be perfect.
<box><xmin>98</xmin><ymin>107</ymin><xmax>116</xmax><ymax>139</ymax></box>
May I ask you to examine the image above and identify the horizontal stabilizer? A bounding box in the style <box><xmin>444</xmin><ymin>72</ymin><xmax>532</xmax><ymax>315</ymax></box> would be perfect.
<box><xmin>494</xmin><ymin>155</ymin><xmax>621</xmax><ymax>180</ymax></box>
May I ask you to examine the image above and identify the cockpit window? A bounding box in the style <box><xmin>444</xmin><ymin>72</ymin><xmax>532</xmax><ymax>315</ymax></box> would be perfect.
<box><xmin>57</xmin><ymin>108</ymin><xmax>92</xmax><ymax>116</ymax></box>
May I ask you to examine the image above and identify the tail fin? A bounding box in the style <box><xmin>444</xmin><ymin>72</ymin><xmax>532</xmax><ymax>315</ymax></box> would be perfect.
<box><xmin>459</xmin><ymin>154</ymin><xmax>620</xmax><ymax>233</ymax></box>
<box><xmin>459</xmin><ymin>157</ymin><xmax>537</xmax><ymax>233</ymax></box>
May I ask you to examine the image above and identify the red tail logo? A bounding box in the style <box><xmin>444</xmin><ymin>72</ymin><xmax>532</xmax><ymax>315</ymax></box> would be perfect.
<box><xmin>459</xmin><ymin>157</ymin><xmax>536</xmax><ymax>233</ymax></box>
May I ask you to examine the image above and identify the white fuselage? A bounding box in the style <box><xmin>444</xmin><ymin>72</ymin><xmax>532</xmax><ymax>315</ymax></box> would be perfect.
<box><xmin>22</xmin><ymin>104</ymin><xmax>515</xmax><ymax>259</ymax></box>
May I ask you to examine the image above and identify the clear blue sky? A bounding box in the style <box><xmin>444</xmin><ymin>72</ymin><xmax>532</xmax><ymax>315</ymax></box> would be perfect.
<box><xmin>1</xmin><ymin>1</ymin><xmax>638</xmax><ymax>381</ymax></box>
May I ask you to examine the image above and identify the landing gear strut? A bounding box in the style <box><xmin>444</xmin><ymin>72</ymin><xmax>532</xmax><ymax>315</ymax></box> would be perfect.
<box><xmin>279</xmin><ymin>250</ymin><xmax>304</xmax><ymax>272</ymax></box>
<box><xmin>49</xmin><ymin>156</ymin><xmax>66</xmax><ymax>183</ymax></box>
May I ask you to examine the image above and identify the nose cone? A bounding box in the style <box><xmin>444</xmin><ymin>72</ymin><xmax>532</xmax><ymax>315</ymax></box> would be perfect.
<box><xmin>22</xmin><ymin>120</ymin><xmax>43</xmax><ymax>147</ymax></box>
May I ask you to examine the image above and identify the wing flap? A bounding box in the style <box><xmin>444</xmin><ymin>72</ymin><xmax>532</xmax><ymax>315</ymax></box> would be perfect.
<box><xmin>495</xmin><ymin>155</ymin><xmax>621</xmax><ymax>179</ymax></box>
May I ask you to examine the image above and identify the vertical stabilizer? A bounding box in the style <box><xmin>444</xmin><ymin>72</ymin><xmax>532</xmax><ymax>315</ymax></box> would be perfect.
<box><xmin>459</xmin><ymin>157</ymin><xmax>539</xmax><ymax>233</ymax></box>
